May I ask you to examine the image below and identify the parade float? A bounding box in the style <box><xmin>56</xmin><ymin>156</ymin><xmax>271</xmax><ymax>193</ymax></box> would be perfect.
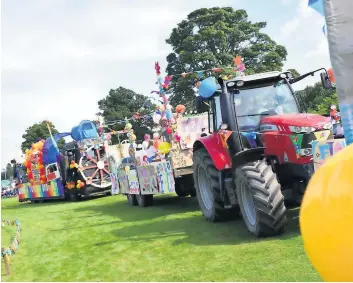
<box><xmin>16</xmin><ymin>138</ymin><xmax>65</xmax><ymax>202</ymax></box>
<box><xmin>16</xmin><ymin>120</ymin><xmax>116</xmax><ymax>202</ymax></box>
<box><xmin>107</xmin><ymin>62</ymin><xmax>209</xmax><ymax>206</ymax></box>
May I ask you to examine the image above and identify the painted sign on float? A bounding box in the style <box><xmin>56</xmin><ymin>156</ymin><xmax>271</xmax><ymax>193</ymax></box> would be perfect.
<box><xmin>312</xmin><ymin>139</ymin><xmax>347</xmax><ymax>170</ymax></box>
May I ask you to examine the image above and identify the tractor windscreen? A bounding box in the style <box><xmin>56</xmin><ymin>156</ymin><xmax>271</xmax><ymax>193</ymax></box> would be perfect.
<box><xmin>233</xmin><ymin>80</ymin><xmax>299</xmax><ymax>131</ymax></box>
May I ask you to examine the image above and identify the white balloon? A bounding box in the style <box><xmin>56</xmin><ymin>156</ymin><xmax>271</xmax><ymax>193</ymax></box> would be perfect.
<box><xmin>153</xmin><ymin>113</ymin><xmax>162</xmax><ymax>124</ymax></box>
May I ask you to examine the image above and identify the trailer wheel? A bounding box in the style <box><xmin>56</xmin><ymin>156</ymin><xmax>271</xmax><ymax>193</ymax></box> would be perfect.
<box><xmin>69</xmin><ymin>191</ymin><xmax>79</xmax><ymax>202</ymax></box>
<box><xmin>235</xmin><ymin>159</ymin><xmax>288</xmax><ymax>237</ymax></box>
<box><xmin>126</xmin><ymin>194</ymin><xmax>138</xmax><ymax>206</ymax></box>
<box><xmin>175</xmin><ymin>175</ymin><xmax>196</xmax><ymax>197</ymax></box>
<box><xmin>193</xmin><ymin>148</ymin><xmax>234</xmax><ymax>222</ymax></box>
<box><xmin>136</xmin><ymin>194</ymin><xmax>153</xmax><ymax>207</ymax></box>
<box><xmin>175</xmin><ymin>178</ymin><xmax>190</xmax><ymax>197</ymax></box>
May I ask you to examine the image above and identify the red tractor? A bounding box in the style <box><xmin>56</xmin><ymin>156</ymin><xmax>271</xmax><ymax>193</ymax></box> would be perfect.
<box><xmin>192</xmin><ymin>69</ymin><xmax>334</xmax><ymax>237</ymax></box>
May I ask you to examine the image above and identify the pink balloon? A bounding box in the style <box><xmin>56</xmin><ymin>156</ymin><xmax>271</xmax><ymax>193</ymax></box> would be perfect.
<box><xmin>174</xmin><ymin>133</ymin><xmax>181</xmax><ymax>142</ymax></box>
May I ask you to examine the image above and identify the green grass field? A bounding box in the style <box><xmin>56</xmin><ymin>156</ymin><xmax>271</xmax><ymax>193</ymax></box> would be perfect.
<box><xmin>1</xmin><ymin>195</ymin><xmax>321</xmax><ymax>282</ymax></box>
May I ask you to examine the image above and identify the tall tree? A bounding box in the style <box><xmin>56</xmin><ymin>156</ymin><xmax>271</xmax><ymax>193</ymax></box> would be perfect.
<box><xmin>287</xmin><ymin>69</ymin><xmax>300</xmax><ymax>78</ymax></box>
<box><xmin>21</xmin><ymin>121</ymin><xmax>62</xmax><ymax>152</ymax></box>
<box><xmin>165</xmin><ymin>7</ymin><xmax>288</xmax><ymax>106</ymax></box>
<box><xmin>5</xmin><ymin>163</ymin><xmax>13</xmax><ymax>181</ymax></box>
<box><xmin>97</xmin><ymin>87</ymin><xmax>156</xmax><ymax>143</ymax></box>
<box><xmin>1</xmin><ymin>169</ymin><xmax>6</xmax><ymax>180</ymax></box>
<box><xmin>296</xmin><ymin>82</ymin><xmax>338</xmax><ymax>115</ymax></box>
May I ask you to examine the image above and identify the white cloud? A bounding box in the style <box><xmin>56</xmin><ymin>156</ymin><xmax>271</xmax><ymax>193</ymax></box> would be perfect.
<box><xmin>280</xmin><ymin>18</ymin><xmax>300</xmax><ymax>35</ymax></box>
<box><xmin>304</xmin><ymin>39</ymin><xmax>329</xmax><ymax>58</ymax></box>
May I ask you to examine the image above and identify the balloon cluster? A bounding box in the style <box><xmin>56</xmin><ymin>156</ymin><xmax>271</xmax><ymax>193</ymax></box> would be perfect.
<box><xmin>23</xmin><ymin>140</ymin><xmax>47</xmax><ymax>184</ymax></box>
<box><xmin>69</xmin><ymin>161</ymin><xmax>79</xmax><ymax>169</ymax></box>
<box><xmin>76</xmin><ymin>180</ymin><xmax>85</xmax><ymax>189</ymax></box>
<box><xmin>152</xmin><ymin>62</ymin><xmax>187</xmax><ymax>155</ymax></box>
<box><xmin>196</xmin><ymin>55</ymin><xmax>246</xmax><ymax>98</ymax></box>
<box><xmin>66</xmin><ymin>181</ymin><xmax>76</xmax><ymax>189</ymax></box>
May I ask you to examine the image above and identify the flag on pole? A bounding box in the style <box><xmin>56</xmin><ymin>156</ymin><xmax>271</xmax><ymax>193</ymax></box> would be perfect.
<box><xmin>308</xmin><ymin>0</ymin><xmax>325</xmax><ymax>16</ymax></box>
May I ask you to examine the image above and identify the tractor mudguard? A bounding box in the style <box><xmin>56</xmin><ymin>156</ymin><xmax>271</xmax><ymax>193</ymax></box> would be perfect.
<box><xmin>193</xmin><ymin>134</ymin><xmax>232</xmax><ymax>171</ymax></box>
<box><xmin>232</xmin><ymin>147</ymin><xmax>265</xmax><ymax>168</ymax></box>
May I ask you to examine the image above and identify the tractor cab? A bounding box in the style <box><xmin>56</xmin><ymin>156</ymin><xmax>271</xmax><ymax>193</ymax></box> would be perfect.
<box><xmin>193</xmin><ymin>69</ymin><xmax>335</xmax><ymax>237</ymax></box>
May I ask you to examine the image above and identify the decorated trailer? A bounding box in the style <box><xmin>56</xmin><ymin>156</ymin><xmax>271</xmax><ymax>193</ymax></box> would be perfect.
<box><xmin>107</xmin><ymin>113</ymin><xmax>208</xmax><ymax>206</ymax></box>
<box><xmin>16</xmin><ymin>139</ymin><xmax>66</xmax><ymax>203</ymax></box>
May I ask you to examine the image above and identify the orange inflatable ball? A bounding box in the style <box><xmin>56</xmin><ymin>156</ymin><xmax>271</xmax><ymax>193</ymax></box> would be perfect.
<box><xmin>300</xmin><ymin>143</ymin><xmax>353</xmax><ymax>281</ymax></box>
<box><xmin>176</xmin><ymin>104</ymin><xmax>186</xmax><ymax>114</ymax></box>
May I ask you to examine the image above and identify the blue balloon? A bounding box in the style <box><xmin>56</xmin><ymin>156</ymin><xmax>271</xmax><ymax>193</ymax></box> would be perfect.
<box><xmin>165</xmin><ymin>110</ymin><xmax>172</xmax><ymax>120</ymax></box>
<box><xmin>199</xmin><ymin>77</ymin><xmax>218</xmax><ymax>98</ymax></box>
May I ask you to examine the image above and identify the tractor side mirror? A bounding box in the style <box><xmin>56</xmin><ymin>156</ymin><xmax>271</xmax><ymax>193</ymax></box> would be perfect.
<box><xmin>320</xmin><ymin>72</ymin><xmax>333</xmax><ymax>89</ymax></box>
<box><xmin>195</xmin><ymin>96</ymin><xmax>210</xmax><ymax>113</ymax></box>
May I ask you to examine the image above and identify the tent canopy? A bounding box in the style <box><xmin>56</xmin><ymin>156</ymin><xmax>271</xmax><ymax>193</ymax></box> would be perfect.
<box><xmin>71</xmin><ymin>120</ymin><xmax>99</xmax><ymax>142</ymax></box>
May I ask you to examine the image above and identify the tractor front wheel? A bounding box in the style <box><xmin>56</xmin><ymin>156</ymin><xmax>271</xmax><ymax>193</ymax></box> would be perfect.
<box><xmin>235</xmin><ymin>159</ymin><xmax>288</xmax><ymax>237</ymax></box>
<box><xmin>193</xmin><ymin>148</ymin><xmax>235</xmax><ymax>222</ymax></box>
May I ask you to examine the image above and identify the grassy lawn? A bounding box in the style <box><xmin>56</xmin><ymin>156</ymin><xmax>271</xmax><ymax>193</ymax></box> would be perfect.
<box><xmin>1</xmin><ymin>195</ymin><xmax>321</xmax><ymax>282</ymax></box>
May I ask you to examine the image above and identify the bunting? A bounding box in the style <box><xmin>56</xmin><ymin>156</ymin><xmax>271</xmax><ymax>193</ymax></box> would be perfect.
<box><xmin>1</xmin><ymin>219</ymin><xmax>22</xmax><ymax>275</ymax></box>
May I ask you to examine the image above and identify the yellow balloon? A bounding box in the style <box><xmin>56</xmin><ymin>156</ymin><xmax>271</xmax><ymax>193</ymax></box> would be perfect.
<box><xmin>158</xmin><ymin>142</ymin><xmax>171</xmax><ymax>154</ymax></box>
<box><xmin>300</xmin><ymin>143</ymin><xmax>353</xmax><ymax>282</ymax></box>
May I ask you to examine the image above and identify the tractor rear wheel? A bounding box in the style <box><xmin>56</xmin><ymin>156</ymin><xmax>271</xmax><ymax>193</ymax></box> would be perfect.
<box><xmin>136</xmin><ymin>194</ymin><xmax>153</xmax><ymax>207</ymax></box>
<box><xmin>193</xmin><ymin>148</ymin><xmax>235</xmax><ymax>222</ymax></box>
<box><xmin>126</xmin><ymin>194</ymin><xmax>138</xmax><ymax>206</ymax></box>
<box><xmin>235</xmin><ymin>159</ymin><xmax>287</xmax><ymax>237</ymax></box>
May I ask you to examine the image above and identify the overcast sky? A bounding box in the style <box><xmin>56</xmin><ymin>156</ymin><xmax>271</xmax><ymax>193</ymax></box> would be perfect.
<box><xmin>1</xmin><ymin>0</ymin><xmax>330</xmax><ymax>168</ymax></box>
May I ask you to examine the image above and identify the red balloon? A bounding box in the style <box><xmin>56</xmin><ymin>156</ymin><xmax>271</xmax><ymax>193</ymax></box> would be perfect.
<box><xmin>166</xmin><ymin>127</ymin><xmax>173</xmax><ymax>135</ymax></box>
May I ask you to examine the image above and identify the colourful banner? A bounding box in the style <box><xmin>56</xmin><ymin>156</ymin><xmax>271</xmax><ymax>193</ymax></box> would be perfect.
<box><xmin>153</xmin><ymin>161</ymin><xmax>175</xmax><ymax>194</ymax></box>
<box><xmin>290</xmin><ymin>134</ymin><xmax>304</xmax><ymax>158</ymax></box>
<box><xmin>312</xmin><ymin>138</ymin><xmax>347</xmax><ymax>170</ymax></box>
<box><xmin>127</xmin><ymin>170</ymin><xmax>140</xmax><ymax>195</ymax></box>
<box><xmin>137</xmin><ymin>165</ymin><xmax>158</xmax><ymax>195</ymax></box>
<box><xmin>18</xmin><ymin>179</ymin><xmax>65</xmax><ymax>201</ymax></box>
<box><xmin>110</xmin><ymin>173</ymin><xmax>119</xmax><ymax>195</ymax></box>
<box><xmin>117</xmin><ymin>170</ymin><xmax>129</xmax><ymax>194</ymax></box>
<box><xmin>178</xmin><ymin>115</ymin><xmax>208</xmax><ymax>150</ymax></box>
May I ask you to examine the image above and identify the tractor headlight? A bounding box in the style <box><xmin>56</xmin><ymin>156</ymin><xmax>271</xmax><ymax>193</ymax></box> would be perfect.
<box><xmin>236</xmin><ymin>80</ymin><xmax>244</xmax><ymax>87</ymax></box>
<box><xmin>289</xmin><ymin>126</ymin><xmax>316</xmax><ymax>133</ymax></box>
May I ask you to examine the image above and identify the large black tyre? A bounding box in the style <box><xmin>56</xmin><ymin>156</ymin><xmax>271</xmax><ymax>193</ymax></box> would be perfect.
<box><xmin>175</xmin><ymin>178</ymin><xmax>190</xmax><ymax>197</ymax></box>
<box><xmin>193</xmin><ymin>148</ymin><xmax>235</xmax><ymax>222</ymax></box>
<box><xmin>235</xmin><ymin>159</ymin><xmax>288</xmax><ymax>237</ymax></box>
<box><xmin>136</xmin><ymin>194</ymin><xmax>153</xmax><ymax>207</ymax></box>
<box><xmin>126</xmin><ymin>194</ymin><xmax>138</xmax><ymax>206</ymax></box>
<box><xmin>69</xmin><ymin>190</ymin><xmax>79</xmax><ymax>202</ymax></box>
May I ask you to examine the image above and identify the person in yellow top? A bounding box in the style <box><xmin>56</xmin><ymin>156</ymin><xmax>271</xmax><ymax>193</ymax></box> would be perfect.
<box><xmin>300</xmin><ymin>143</ymin><xmax>353</xmax><ymax>281</ymax></box>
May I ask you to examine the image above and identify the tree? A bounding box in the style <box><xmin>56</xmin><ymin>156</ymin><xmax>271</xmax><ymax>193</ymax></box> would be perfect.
<box><xmin>295</xmin><ymin>82</ymin><xmax>338</xmax><ymax>115</ymax></box>
<box><xmin>21</xmin><ymin>121</ymin><xmax>63</xmax><ymax>152</ymax></box>
<box><xmin>1</xmin><ymin>169</ymin><xmax>7</xmax><ymax>180</ymax></box>
<box><xmin>5</xmin><ymin>163</ymin><xmax>13</xmax><ymax>181</ymax></box>
<box><xmin>97</xmin><ymin>87</ymin><xmax>156</xmax><ymax>143</ymax></box>
<box><xmin>287</xmin><ymin>69</ymin><xmax>300</xmax><ymax>78</ymax></box>
<box><xmin>165</xmin><ymin>7</ymin><xmax>288</xmax><ymax>106</ymax></box>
